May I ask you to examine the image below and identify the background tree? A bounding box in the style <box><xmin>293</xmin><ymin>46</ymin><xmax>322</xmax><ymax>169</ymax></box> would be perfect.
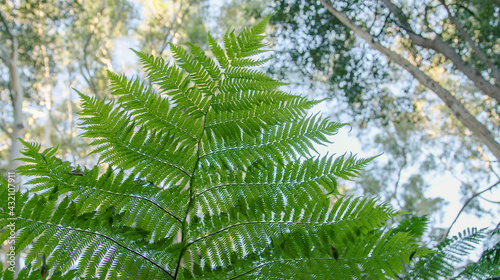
<box><xmin>0</xmin><ymin>0</ymin><xmax>137</xmax><ymax>274</ymax></box>
<box><xmin>136</xmin><ymin>0</ymin><xmax>208</xmax><ymax>57</ymax></box>
<box><xmin>0</xmin><ymin>1</ymin><xmax>76</xmax><ymax>275</ymax></box>
<box><xmin>269</xmin><ymin>0</ymin><xmax>499</xmax><ymax>239</ymax></box>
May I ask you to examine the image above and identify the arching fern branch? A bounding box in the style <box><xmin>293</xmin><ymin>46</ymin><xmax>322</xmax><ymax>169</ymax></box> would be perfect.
<box><xmin>1</xmin><ymin>14</ymin><xmax>421</xmax><ymax>279</ymax></box>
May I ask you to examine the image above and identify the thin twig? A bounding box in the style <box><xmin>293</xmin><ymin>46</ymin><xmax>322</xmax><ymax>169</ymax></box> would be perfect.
<box><xmin>444</xmin><ymin>180</ymin><xmax>500</xmax><ymax>239</ymax></box>
<box><xmin>392</xmin><ymin>145</ymin><xmax>406</xmax><ymax>209</ymax></box>
<box><xmin>478</xmin><ymin>196</ymin><xmax>500</xmax><ymax>204</ymax></box>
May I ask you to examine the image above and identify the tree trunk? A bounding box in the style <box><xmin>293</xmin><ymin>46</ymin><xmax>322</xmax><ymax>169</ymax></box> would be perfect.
<box><xmin>5</xmin><ymin>36</ymin><xmax>24</xmax><ymax>279</ymax></box>
<box><xmin>318</xmin><ymin>0</ymin><xmax>500</xmax><ymax>161</ymax></box>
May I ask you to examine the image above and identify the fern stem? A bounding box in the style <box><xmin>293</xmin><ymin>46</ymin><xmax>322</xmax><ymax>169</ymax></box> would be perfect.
<box><xmin>20</xmin><ymin>218</ymin><xmax>174</xmax><ymax>279</ymax></box>
<box><xmin>173</xmin><ymin>102</ymin><xmax>212</xmax><ymax>279</ymax></box>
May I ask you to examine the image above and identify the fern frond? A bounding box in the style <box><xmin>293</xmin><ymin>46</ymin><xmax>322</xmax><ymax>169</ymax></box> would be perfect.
<box><xmin>169</xmin><ymin>43</ymin><xmax>217</xmax><ymax>96</ymax></box>
<box><xmin>107</xmin><ymin>70</ymin><xmax>200</xmax><ymax>141</ymax></box>
<box><xmin>187</xmin><ymin>43</ymin><xmax>221</xmax><ymax>80</ymax></box>
<box><xmin>207</xmin><ymin>33</ymin><xmax>229</xmax><ymax>69</ymax></box>
<box><xmin>331</xmin><ymin>153</ymin><xmax>378</xmax><ymax>180</ymax></box>
<box><xmin>12</xmin><ymin>195</ymin><xmax>176</xmax><ymax>279</ymax></box>
<box><xmin>394</xmin><ymin>215</ymin><xmax>429</xmax><ymax>238</ymax></box>
<box><xmin>132</xmin><ymin>49</ymin><xmax>210</xmax><ymax>117</ymax></box>
<box><xmin>5</xmin><ymin>15</ymin><xmax>419</xmax><ymax>279</ymax></box>
<box><xmin>206</xmin><ymin>93</ymin><xmax>320</xmax><ymax>140</ymax></box>
<box><xmin>453</xmin><ymin>227</ymin><xmax>500</xmax><ymax>279</ymax></box>
<box><xmin>224</xmin><ymin>14</ymin><xmax>271</xmax><ymax>60</ymax></box>
<box><xmin>408</xmin><ymin>228</ymin><xmax>488</xmax><ymax>279</ymax></box>
<box><xmin>16</xmin><ymin>143</ymin><xmax>184</xmax><ymax>242</ymax></box>
<box><xmin>78</xmin><ymin>93</ymin><xmax>194</xmax><ymax>186</ymax></box>
<box><xmin>200</xmin><ymin>116</ymin><xmax>345</xmax><ymax>170</ymax></box>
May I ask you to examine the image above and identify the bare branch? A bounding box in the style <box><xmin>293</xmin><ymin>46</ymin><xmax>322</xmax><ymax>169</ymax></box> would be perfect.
<box><xmin>0</xmin><ymin>8</ymin><xmax>13</xmax><ymax>63</ymax></box>
<box><xmin>81</xmin><ymin>32</ymin><xmax>100</xmax><ymax>96</ymax></box>
<box><xmin>392</xmin><ymin>144</ymin><xmax>406</xmax><ymax>209</ymax></box>
<box><xmin>444</xmin><ymin>180</ymin><xmax>500</xmax><ymax>239</ymax></box>
<box><xmin>477</xmin><ymin>145</ymin><xmax>500</xmax><ymax>179</ymax></box>
<box><xmin>479</xmin><ymin>196</ymin><xmax>500</xmax><ymax>204</ymax></box>
<box><xmin>0</xmin><ymin>42</ymin><xmax>10</xmax><ymax>64</ymax></box>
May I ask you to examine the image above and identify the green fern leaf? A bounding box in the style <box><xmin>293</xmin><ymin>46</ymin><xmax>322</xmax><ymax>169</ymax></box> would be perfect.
<box><xmin>2</xmin><ymin>15</ymin><xmax>419</xmax><ymax>279</ymax></box>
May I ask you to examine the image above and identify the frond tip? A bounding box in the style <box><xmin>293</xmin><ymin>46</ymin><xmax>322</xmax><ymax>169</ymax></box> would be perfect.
<box><xmin>2</xmin><ymin>14</ymin><xmax>419</xmax><ymax>279</ymax></box>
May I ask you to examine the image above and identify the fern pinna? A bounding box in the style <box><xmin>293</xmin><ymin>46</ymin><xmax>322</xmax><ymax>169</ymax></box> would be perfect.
<box><xmin>0</xmin><ymin>15</ymin><xmax>418</xmax><ymax>279</ymax></box>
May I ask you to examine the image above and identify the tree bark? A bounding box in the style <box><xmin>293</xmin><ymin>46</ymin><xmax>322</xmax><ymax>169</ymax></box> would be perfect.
<box><xmin>438</xmin><ymin>0</ymin><xmax>500</xmax><ymax>87</ymax></box>
<box><xmin>4</xmin><ymin>36</ymin><xmax>24</xmax><ymax>280</ymax></box>
<box><xmin>319</xmin><ymin>0</ymin><xmax>500</xmax><ymax>161</ymax></box>
<box><xmin>1</xmin><ymin>7</ymin><xmax>24</xmax><ymax>277</ymax></box>
<box><xmin>380</xmin><ymin>0</ymin><xmax>500</xmax><ymax>103</ymax></box>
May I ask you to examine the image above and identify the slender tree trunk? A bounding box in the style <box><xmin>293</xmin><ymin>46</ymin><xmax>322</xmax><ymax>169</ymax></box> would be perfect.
<box><xmin>40</xmin><ymin>41</ymin><xmax>53</xmax><ymax>147</ymax></box>
<box><xmin>5</xmin><ymin>36</ymin><xmax>24</xmax><ymax>279</ymax></box>
<box><xmin>319</xmin><ymin>0</ymin><xmax>500</xmax><ymax>161</ymax></box>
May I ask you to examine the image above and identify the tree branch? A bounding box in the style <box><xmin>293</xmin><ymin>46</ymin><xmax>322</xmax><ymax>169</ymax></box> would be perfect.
<box><xmin>0</xmin><ymin>8</ymin><xmax>13</xmax><ymax>64</ymax></box>
<box><xmin>0</xmin><ymin>8</ymin><xmax>14</xmax><ymax>41</ymax></box>
<box><xmin>444</xmin><ymin>180</ymin><xmax>500</xmax><ymax>239</ymax></box>
<box><xmin>439</xmin><ymin>0</ymin><xmax>500</xmax><ymax>87</ymax></box>
<box><xmin>0</xmin><ymin>121</ymin><xmax>11</xmax><ymax>138</ymax></box>
<box><xmin>157</xmin><ymin>0</ymin><xmax>194</xmax><ymax>57</ymax></box>
<box><xmin>318</xmin><ymin>0</ymin><xmax>500</xmax><ymax>161</ymax></box>
<box><xmin>392</xmin><ymin>146</ymin><xmax>406</xmax><ymax>209</ymax></box>
<box><xmin>81</xmin><ymin>32</ymin><xmax>99</xmax><ymax>96</ymax></box>
<box><xmin>379</xmin><ymin>0</ymin><xmax>500</xmax><ymax>103</ymax></box>
<box><xmin>479</xmin><ymin>196</ymin><xmax>500</xmax><ymax>204</ymax></box>
<box><xmin>0</xmin><ymin>42</ymin><xmax>10</xmax><ymax>64</ymax></box>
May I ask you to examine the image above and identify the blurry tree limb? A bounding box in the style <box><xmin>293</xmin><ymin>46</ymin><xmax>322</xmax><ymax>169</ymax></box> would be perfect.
<box><xmin>0</xmin><ymin>9</ymin><xmax>12</xmax><ymax>63</ymax></box>
<box><xmin>444</xmin><ymin>180</ymin><xmax>500</xmax><ymax>239</ymax></box>
<box><xmin>81</xmin><ymin>32</ymin><xmax>99</xmax><ymax>96</ymax></box>
<box><xmin>392</xmin><ymin>146</ymin><xmax>406</xmax><ymax>209</ymax></box>
<box><xmin>157</xmin><ymin>0</ymin><xmax>196</xmax><ymax>57</ymax></box>
<box><xmin>318</xmin><ymin>0</ymin><xmax>500</xmax><ymax>161</ymax></box>
<box><xmin>380</xmin><ymin>0</ymin><xmax>500</xmax><ymax>103</ymax></box>
<box><xmin>479</xmin><ymin>196</ymin><xmax>500</xmax><ymax>204</ymax></box>
<box><xmin>477</xmin><ymin>146</ymin><xmax>500</xmax><ymax>179</ymax></box>
<box><xmin>439</xmin><ymin>0</ymin><xmax>500</xmax><ymax>86</ymax></box>
<box><xmin>0</xmin><ymin>8</ymin><xmax>13</xmax><ymax>40</ymax></box>
<box><xmin>0</xmin><ymin>121</ymin><xmax>11</xmax><ymax>138</ymax></box>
